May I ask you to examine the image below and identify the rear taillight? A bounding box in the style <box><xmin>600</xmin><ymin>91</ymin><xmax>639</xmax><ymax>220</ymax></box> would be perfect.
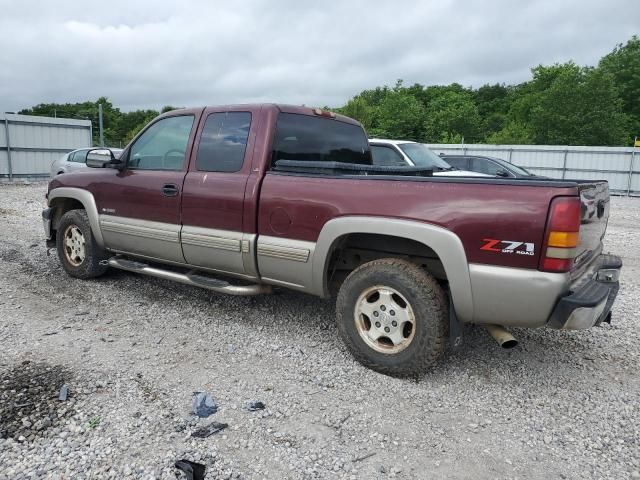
<box><xmin>540</xmin><ymin>197</ymin><xmax>581</xmax><ymax>273</ymax></box>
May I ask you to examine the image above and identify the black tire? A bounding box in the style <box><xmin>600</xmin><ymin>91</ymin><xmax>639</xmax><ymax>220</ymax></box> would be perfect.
<box><xmin>56</xmin><ymin>209</ymin><xmax>109</xmax><ymax>279</ymax></box>
<box><xmin>336</xmin><ymin>258</ymin><xmax>448</xmax><ymax>377</ymax></box>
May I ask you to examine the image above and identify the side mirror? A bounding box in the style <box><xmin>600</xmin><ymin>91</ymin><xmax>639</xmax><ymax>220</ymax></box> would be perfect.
<box><xmin>86</xmin><ymin>148</ymin><xmax>123</xmax><ymax>170</ymax></box>
<box><xmin>496</xmin><ymin>169</ymin><xmax>510</xmax><ymax>177</ymax></box>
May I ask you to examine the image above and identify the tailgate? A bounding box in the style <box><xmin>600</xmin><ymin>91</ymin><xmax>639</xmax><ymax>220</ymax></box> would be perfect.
<box><xmin>573</xmin><ymin>181</ymin><xmax>609</xmax><ymax>273</ymax></box>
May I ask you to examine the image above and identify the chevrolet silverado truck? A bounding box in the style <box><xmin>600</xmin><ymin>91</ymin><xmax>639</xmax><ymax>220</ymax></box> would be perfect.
<box><xmin>42</xmin><ymin>104</ymin><xmax>622</xmax><ymax>376</ymax></box>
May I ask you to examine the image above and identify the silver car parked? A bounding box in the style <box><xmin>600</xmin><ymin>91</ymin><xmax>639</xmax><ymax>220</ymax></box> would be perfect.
<box><xmin>50</xmin><ymin>147</ymin><xmax>123</xmax><ymax>178</ymax></box>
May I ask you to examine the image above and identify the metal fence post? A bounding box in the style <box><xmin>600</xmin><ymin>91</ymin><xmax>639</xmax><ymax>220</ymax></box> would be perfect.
<box><xmin>98</xmin><ymin>103</ymin><xmax>104</xmax><ymax>147</ymax></box>
<box><xmin>561</xmin><ymin>149</ymin><xmax>568</xmax><ymax>179</ymax></box>
<box><xmin>3</xmin><ymin>117</ymin><xmax>12</xmax><ymax>181</ymax></box>
<box><xmin>627</xmin><ymin>145</ymin><xmax>636</xmax><ymax>197</ymax></box>
<box><xmin>507</xmin><ymin>148</ymin><xmax>513</xmax><ymax>163</ymax></box>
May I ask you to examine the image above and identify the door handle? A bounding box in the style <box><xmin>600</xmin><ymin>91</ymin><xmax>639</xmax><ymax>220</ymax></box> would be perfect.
<box><xmin>162</xmin><ymin>183</ymin><xmax>179</xmax><ymax>197</ymax></box>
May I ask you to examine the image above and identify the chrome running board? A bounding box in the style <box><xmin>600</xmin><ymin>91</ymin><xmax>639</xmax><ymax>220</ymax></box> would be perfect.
<box><xmin>107</xmin><ymin>257</ymin><xmax>272</xmax><ymax>296</ymax></box>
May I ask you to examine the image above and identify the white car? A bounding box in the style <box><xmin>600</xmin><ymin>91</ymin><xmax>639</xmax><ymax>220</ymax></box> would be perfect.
<box><xmin>50</xmin><ymin>147</ymin><xmax>123</xmax><ymax>178</ymax></box>
<box><xmin>369</xmin><ymin>139</ymin><xmax>490</xmax><ymax>177</ymax></box>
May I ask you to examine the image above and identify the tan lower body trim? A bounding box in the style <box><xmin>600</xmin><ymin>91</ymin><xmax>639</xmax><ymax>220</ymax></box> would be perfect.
<box><xmin>257</xmin><ymin>236</ymin><xmax>315</xmax><ymax>291</ymax></box>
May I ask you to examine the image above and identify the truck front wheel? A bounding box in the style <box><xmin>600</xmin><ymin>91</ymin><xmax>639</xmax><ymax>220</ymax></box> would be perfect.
<box><xmin>336</xmin><ymin>258</ymin><xmax>448</xmax><ymax>377</ymax></box>
<box><xmin>56</xmin><ymin>209</ymin><xmax>109</xmax><ymax>279</ymax></box>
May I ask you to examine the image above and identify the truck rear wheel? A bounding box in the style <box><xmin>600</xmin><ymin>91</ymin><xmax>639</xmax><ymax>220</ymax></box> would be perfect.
<box><xmin>336</xmin><ymin>258</ymin><xmax>448</xmax><ymax>377</ymax></box>
<box><xmin>56</xmin><ymin>209</ymin><xmax>109</xmax><ymax>279</ymax></box>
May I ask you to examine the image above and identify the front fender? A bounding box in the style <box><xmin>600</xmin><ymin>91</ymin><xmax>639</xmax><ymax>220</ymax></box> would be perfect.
<box><xmin>47</xmin><ymin>187</ymin><xmax>105</xmax><ymax>248</ymax></box>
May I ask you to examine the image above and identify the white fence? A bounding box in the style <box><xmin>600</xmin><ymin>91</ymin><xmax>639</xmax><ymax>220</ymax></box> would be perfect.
<box><xmin>1</xmin><ymin>113</ymin><xmax>92</xmax><ymax>180</ymax></box>
<box><xmin>426</xmin><ymin>143</ymin><xmax>640</xmax><ymax>196</ymax></box>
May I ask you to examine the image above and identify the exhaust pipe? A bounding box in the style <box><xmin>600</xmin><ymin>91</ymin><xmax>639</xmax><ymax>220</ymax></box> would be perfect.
<box><xmin>485</xmin><ymin>324</ymin><xmax>518</xmax><ymax>349</ymax></box>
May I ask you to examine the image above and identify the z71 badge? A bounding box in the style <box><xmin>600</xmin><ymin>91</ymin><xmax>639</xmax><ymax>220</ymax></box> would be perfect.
<box><xmin>481</xmin><ymin>239</ymin><xmax>535</xmax><ymax>256</ymax></box>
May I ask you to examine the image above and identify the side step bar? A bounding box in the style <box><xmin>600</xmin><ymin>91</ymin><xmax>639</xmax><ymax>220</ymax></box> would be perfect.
<box><xmin>107</xmin><ymin>257</ymin><xmax>273</xmax><ymax>296</ymax></box>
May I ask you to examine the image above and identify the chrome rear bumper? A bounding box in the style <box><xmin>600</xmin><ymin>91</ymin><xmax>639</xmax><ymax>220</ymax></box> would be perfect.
<box><xmin>547</xmin><ymin>254</ymin><xmax>622</xmax><ymax>330</ymax></box>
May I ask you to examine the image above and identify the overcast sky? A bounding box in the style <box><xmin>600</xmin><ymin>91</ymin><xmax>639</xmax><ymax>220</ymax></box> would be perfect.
<box><xmin>0</xmin><ymin>0</ymin><xmax>637</xmax><ymax>112</ymax></box>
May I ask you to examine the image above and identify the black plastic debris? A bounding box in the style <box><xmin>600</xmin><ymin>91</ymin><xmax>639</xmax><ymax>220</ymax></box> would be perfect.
<box><xmin>248</xmin><ymin>400</ymin><xmax>265</xmax><ymax>412</ymax></box>
<box><xmin>175</xmin><ymin>459</ymin><xmax>206</xmax><ymax>480</ymax></box>
<box><xmin>58</xmin><ymin>384</ymin><xmax>69</xmax><ymax>401</ymax></box>
<box><xmin>192</xmin><ymin>391</ymin><xmax>218</xmax><ymax>418</ymax></box>
<box><xmin>191</xmin><ymin>421</ymin><xmax>228</xmax><ymax>438</ymax></box>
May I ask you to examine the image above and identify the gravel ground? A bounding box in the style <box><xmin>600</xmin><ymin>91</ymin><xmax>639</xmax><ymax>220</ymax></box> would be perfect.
<box><xmin>0</xmin><ymin>182</ymin><xmax>638</xmax><ymax>480</ymax></box>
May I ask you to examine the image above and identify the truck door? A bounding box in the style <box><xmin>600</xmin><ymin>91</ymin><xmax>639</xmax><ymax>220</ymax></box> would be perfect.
<box><xmin>94</xmin><ymin>111</ymin><xmax>201</xmax><ymax>263</ymax></box>
<box><xmin>180</xmin><ymin>106</ymin><xmax>260</xmax><ymax>278</ymax></box>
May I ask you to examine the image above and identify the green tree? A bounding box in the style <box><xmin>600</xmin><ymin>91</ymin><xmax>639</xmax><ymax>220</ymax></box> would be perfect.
<box><xmin>338</xmin><ymin>96</ymin><xmax>375</xmax><ymax>131</ymax></box>
<box><xmin>423</xmin><ymin>88</ymin><xmax>482</xmax><ymax>142</ymax></box>
<box><xmin>372</xmin><ymin>87</ymin><xmax>426</xmax><ymax>141</ymax></box>
<box><xmin>524</xmin><ymin>63</ymin><xmax>628</xmax><ymax>145</ymax></box>
<box><xmin>474</xmin><ymin>83</ymin><xmax>512</xmax><ymax>139</ymax></box>
<box><xmin>599</xmin><ymin>35</ymin><xmax>640</xmax><ymax>141</ymax></box>
<box><xmin>486</xmin><ymin>121</ymin><xmax>534</xmax><ymax>144</ymax></box>
<box><xmin>20</xmin><ymin>97</ymin><xmax>123</xmax><ymax>146</ymax></box>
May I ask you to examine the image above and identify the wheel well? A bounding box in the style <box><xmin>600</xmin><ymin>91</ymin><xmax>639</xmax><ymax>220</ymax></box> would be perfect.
<box><xmin>50</xmin><ymin>198</ymin><xmax>85</xmax><ymax>232</ymax></box>
<box><xmin>325</xmin><ymin>233</ymin><xmax>447</xmax><ymax>294</ymax></box>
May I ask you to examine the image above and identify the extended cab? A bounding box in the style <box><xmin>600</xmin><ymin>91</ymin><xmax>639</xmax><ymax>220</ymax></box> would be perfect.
<box><xmin>42</xmin><ymin>104</ymin><xmax>622</xmax><ymax>376</ymax></box>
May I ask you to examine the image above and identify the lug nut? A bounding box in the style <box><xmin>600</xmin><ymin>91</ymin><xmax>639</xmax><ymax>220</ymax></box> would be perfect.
<box><xmin>384</xmin><ymin>326</ymin><xmax>390</xmax><ymax>333</ymax></box>
<box><xmin>380</xmin><ymin>305</ymin><xmax>386</xmax><ymax>311</ymax></box>
<box><xmin>390</xmin><ymin>310</ymin><xmax>395</xmax><ymax>316</ymax></box>
<box><xmin>375</xmin><ymin>322</ymin><xmax>381</xmax><ymax>328</ymax></box>
<box><xmin>373</xmin><ymin>311</ymin><xmax>379</xmax><ymax>317</ymax></box>
<box><xmin>392</xmin><ymin>320</ymin><xmax>397</xmax><ymax>327</ymax></box>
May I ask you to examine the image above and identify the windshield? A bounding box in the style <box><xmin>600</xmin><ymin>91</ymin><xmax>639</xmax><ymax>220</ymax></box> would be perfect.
<box><xmin>509</xmin><ymin>163</ymin><xmax>534</xmax><ymax>176</ymax></box>
<box><xmin>399</xmin><ymin>144</ymin><xmax>452</xmax><ymax>169</ymax></box>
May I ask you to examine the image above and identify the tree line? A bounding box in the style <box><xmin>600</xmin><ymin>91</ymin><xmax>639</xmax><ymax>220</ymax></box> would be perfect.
<box><xmin>18</xmin><ymin>35</ymin><xmax>639</xmax><ymax>147</ymax></box>
<box><xmin>334</xmin><ymin>36</ymin><xmax>639</xmax><ymax>146</ymax></box>
<box><xmin>19</xmin><ymin>100</ymin><xmax>180</xmax><ymax>148</ymax></box>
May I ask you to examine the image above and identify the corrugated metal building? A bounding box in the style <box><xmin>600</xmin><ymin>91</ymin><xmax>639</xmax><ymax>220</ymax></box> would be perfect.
<box><xmin>427</xmin><ymin>143</ymin><xmax>640</xmax><ymax>195</ymax></box>
<box><xmin>1</xmin><ymin>113</ymin><xmax>92</xmax><ymax>180</ymax></box>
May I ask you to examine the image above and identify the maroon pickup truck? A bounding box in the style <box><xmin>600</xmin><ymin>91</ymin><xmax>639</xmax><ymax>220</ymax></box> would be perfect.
<box><xmin>43</xmin><ymin>104</ymin><xmax>622</xmax><ymax>376</ymax></box>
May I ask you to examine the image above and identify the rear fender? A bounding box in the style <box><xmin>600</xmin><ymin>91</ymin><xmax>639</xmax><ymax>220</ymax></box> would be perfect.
<box><xmin>312</xmin><ymin>216</ymin><xmax>473</xmax><ymax>322</ymax></box>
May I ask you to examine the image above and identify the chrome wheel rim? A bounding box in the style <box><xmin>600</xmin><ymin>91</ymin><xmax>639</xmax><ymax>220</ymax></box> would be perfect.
<box><xmin>63</xmin><ymin>225</ymin><xmax>86</xmax><ymax>267</ymax></box>
<box><xmin>354</xmin><ymin>285</ymin><xmax>416</xmax><ymax>354</ymax></box>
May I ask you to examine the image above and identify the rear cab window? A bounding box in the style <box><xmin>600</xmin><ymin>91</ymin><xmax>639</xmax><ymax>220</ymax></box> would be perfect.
<box><xmin>271</xmin><ymin>113</ymin><xmax>371</xmax><ymax>167</ymax></box>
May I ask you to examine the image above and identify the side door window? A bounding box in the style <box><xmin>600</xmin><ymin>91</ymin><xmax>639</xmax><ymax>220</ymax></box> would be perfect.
<box><xmin>444</xmin><ymin>156</ymin><xmax>468</xmax><ymax>170</ymax></box>
<box><xmin>471</xmin><ymin>158</ymin><xmax>504</xmax><ymax>175</ymax></box>
<box><xmin>70</xmin><ymin>151</ymin><xmax>87</xmax><ymax>163</ymax></box>
<box><xmin>196</xmin><ymin>112</ymin><xmax>252</xmax><ymax>172</ymax></box>
<box><xmin>128</xmin><ymin>115</ymin><xmax>195</xmax><ymax>171</ymax></box>
<box><xmin>371</xmin><ymin>145</ymin><xmax>407</xmax><ymax>166</ymax></box>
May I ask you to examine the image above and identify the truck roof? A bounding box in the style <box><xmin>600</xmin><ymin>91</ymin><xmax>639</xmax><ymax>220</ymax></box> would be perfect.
<box><xmin>161</xmin><ymin>103</ymin><xmax>362</xmax><ymax>127</ymax></box>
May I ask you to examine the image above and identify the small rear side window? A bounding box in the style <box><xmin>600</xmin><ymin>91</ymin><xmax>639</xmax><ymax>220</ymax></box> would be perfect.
<box><xmin>196</xmin><ymin>112</ymin><xmax>252</xmax><ymax>172</ymax></box>
<box><xmin>271</xmin><ymin>113</ymin><xmax>371</xmax><ymax>167</ymax></box>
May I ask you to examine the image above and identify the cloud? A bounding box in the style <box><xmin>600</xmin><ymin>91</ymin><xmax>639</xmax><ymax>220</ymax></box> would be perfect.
<box><xmin>0</xmin><ymin>0</ymin><xmax>637</xmax><ymax>112</ymax></box>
